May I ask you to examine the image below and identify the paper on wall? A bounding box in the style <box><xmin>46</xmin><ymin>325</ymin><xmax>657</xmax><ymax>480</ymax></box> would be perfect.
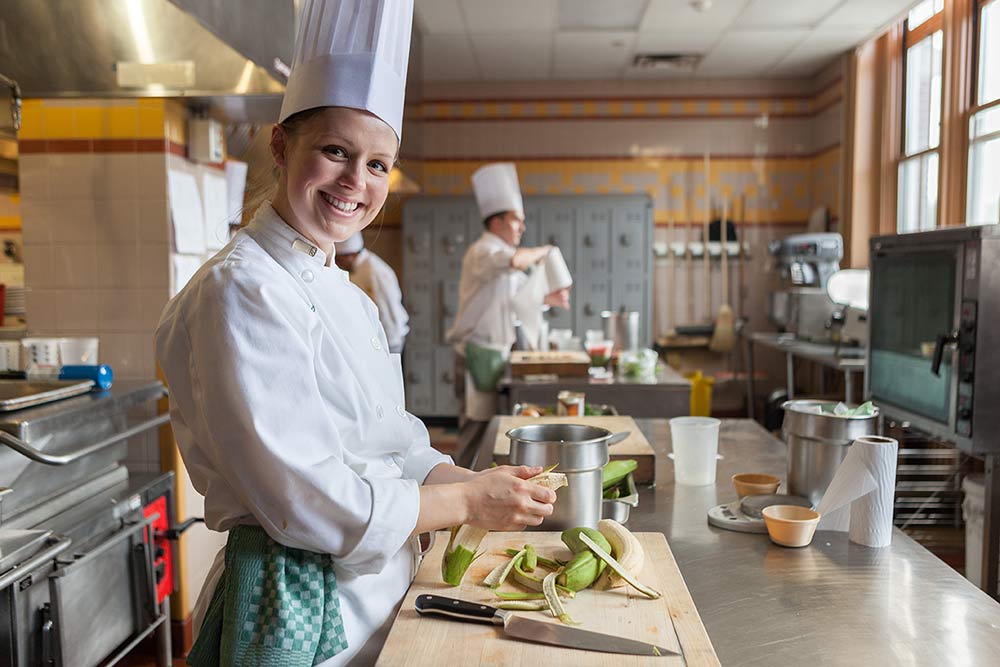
<box><xmin>172</xmin><ymin>254</ymin><xmax>205</xmax><ymax>297</ymax></box>
<box><xmin>225</xmin><ymin>160</ymin><xmax>249</xmax><ymax>222</ymax></box>
<box><xmin>201</xmin><ymin>171</ymin><xmax>230</xmax><ymax>251</ymax></box>
<box><xmin>816</xmin><ymin>435</ymin><xmax>898</xmax><ymax>547</ymax></box>
<box><xmin>168</xmin><ymin>170</ymin><xmax>207</xmax><ymax>254</ymax></box>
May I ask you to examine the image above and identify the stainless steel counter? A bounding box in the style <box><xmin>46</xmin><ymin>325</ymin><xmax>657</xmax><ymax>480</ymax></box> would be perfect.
<box><xmin>469</xmin><ymin>418</ymin><xmax>1000</xmax><ymax>665</ymax></box>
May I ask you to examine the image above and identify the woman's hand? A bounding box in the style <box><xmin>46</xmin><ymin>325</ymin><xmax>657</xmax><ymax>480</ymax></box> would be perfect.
<box><xmin>462</xmin><ymin>465</ymin><xmax>557</xmax><ymax>531</ymax></box>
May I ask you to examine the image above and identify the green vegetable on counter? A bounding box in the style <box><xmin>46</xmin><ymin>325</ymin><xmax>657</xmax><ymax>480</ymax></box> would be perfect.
<box><xmin>602</xmin><ymin>459</ymin><xmax>638</xmax><ymax>490</ymax></box>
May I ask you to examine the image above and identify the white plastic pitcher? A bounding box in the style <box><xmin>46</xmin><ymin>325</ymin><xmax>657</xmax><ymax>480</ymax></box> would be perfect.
<box><xmin>669</xmin><ymin>416</ymin><xmax>721</xmax><ymax>486</ymax></box>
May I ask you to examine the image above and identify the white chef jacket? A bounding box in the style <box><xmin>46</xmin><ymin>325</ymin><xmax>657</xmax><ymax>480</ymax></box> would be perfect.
<box><xmin>445</xmin><ymin>230</ymin><xmax>526</xmax><ymax>353</ymax></box>
<box><xmin>155</xmin><ymin>202</ymin><xmax>452</xmax><ymax>666</ymax></box>
<box><xmin>349</xmin><ymin>249</ymin><xmax>409</xmax><ymax>353</ymax></box>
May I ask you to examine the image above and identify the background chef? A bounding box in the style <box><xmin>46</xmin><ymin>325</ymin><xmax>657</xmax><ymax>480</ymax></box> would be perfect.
<box><xmin>335</xmin><ymin>232</ymin><xmax>409</xmax><ymax>354</ymax></box>
<box><xmin>446</xmin><ymin>163</ymin><xmax>571</xmax><ymax>422</ymax></box>
<box><xmin>156</xmin><ymin>1</ymin><xmax>556</xmax><ymax>665</ymax></box>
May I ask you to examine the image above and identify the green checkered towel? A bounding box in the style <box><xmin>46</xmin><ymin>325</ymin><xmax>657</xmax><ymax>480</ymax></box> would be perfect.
<box><xmin>187</xmin><ymin>525</ymin><xmax>348</xmax><ymax>667</ymax></box>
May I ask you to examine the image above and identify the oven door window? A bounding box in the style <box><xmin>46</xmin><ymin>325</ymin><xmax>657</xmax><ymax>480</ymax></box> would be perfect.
<box><xmin>870</xmin><ymin>250</ymin><xmax>956</xmax><ymax>423</ymax></box>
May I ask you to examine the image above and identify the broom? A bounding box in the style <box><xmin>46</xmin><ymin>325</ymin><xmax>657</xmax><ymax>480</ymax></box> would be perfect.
<box><xmin>710</xmin><ymin>197</ymin><xmax>735</xmax><ymax>352</ymax></box>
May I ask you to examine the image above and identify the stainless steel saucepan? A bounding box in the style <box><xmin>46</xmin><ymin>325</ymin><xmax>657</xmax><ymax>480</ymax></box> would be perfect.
<box><xmin>507</xmin><ymin>424</ymin><xmax>628</xmax><ymax>530</ymax></box>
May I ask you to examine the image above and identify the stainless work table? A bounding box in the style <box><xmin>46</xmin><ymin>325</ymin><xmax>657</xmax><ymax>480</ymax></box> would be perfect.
<box><xmin>745</xmin><ymin>331</ymin><xmax>866</xmax><ymax>416</ymax></box>
<box><xmin>466</xmin><ymin>418</ymin><xmax>1000</xmax><ymax>665</ymax></box>
<box><xmin>497</xmin><ymin>365</ymin><xmax>690</xmax><ymax>418</ymax></box>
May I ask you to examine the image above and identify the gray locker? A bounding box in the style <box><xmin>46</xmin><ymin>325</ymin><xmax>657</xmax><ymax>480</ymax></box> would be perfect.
<box><xmin>403</xmin><ymin>344</ymin><xmax>434</xmax><ymax>414</ymax></box>
<box><xmin>402</xmin><ymin>219</ymin><xmax>434</xmax><ymax>346</ymax></box>
<box><xmin>402</xmin><ymin>194</ymin><xmax>652</xmax><ymax>417</ymax></box>
<box><xmin>433</xmin><ymin>346</ymin><xmax>461</xmax><ymax>416</ymax></box>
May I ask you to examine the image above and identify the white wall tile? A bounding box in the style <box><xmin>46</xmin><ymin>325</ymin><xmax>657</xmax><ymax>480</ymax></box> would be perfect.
<box><xmin>139</xmin><ymin>244</ymin><xmax>170</xmax><ymax>289</ymax></box>
<box><xmin>22</xmin><ymin>243</ymin><xmax>55</xmax><ymax>289</ymax></box>
<box><xmin>48</xmin><ymin>154</ymin><xmax>95</xmax><ymax>200</ymax></box>
<box><xmin>50</xmin><ymin>243</ymin><xmax>98</xmax><ymax>289</ymax></box>
<box><xmin>138</xmin><ymin>199</ymin><xmax>170</xmax><ymax>243</ymax></box>
<box><xmin>97</xmin><ymin>243</ymin><xmax>141</xmax><ymax>289</ymax></box>
<box><xmin>25</xmin><ymin>288</ymin><xmax>59</xmax><ymax>333</ymax></box>
<box><xmin>54</xmin><ymin>289</ymin><xmax>99</xmax><ymax>332</ymax></box>
<box><xmin>138</xmin><ymin>153</ymin><xmax>168</xmax><ymax>200</ymax></box>
<box><xmin>19</xmin><ymin>199</ymin><xmax>52</xmax><ymax>246</ymax></box>
<box><xmin>96</xmin><ymin>199</ymin><xmax>140</xmax><ymax>244</ymax></box>
<box><xmin>17</xmin><ymin>155</ymin><xmax>49</xmax><ymax>199</ymax></box>
<box><xmin>96</xmin><ymin>153</ymin><xmax>139</xmax><ymax>200</ymax></box>
<box><xmin>98</xmin><ymin>289</ymin><xmax>142</xmax><ymax>331</ymax></box>
<box><xmin>49</xmin><ymin>199</ymin><xmax>96</xmax><ymax>244</ymax></box>
<box><xmin>140</xmin><ymin>288</ymin><xmax>169</xmax><ymax>331</ymax></box>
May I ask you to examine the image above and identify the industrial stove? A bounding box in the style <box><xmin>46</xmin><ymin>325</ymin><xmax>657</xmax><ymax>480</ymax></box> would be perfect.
<box><xmin>0</xmin><ymin>380</ymin><xmax>180</xmax><ymax>667</ymax></box>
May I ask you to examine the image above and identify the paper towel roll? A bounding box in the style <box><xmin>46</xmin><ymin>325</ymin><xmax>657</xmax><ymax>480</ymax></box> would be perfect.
<box><xmin>544</xmin><ymin>247</ymin><xmax>573</xmax><ymax>291</ymax></box>
<box><xmin>816</xmin><ymin>435</ymin><xmax>898</xmax><ymax>547</ymax></box>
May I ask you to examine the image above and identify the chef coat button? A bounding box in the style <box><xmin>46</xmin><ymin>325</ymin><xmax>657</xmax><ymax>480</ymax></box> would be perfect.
<box><xmin>383</xmin><ymin>454</ymin><xmax>395</xmax><ymax>466</ymax></box>
<box><xmin>376</xmin><ymin>404</ymin><xmax>384</xmax><ymax>419</ymax></box>
<box><xmin>301</xmin><ymin>269</ymin><xmax>314</xmax><ymax>283</ymax></box>
<box><xmin>371</xmin><ymin>337</ymin><xmax>382</xmax><ymax>351</ymax></box>
<box><xmin>395</xmin><ymin>405</ymin><xmax>406</xmax><ymax>417</ymax></box>
<box><xmin>342</xmin><ymin>272</ymin><xmax>350</xmax><ymax>283</ymax></box>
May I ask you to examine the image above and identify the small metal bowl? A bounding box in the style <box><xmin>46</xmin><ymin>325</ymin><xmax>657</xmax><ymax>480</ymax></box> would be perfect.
<box><xmin>602</xmin><ymin>471</ymin><xmax>639</xmax><ymax>524</ymax></box>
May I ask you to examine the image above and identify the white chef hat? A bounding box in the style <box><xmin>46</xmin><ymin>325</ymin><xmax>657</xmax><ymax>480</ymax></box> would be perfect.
<box><xmin>471</xmin><ymin>163</ymin><xmax>524</xmax><ymax>220</ymax></box>
<box><xmin>335</xmin><ymin>232</ymin><xmax>364</xmax><ymax>255</ymax></box>
<box><xmin>278</xmin><ymin>0</ymin><xmax>414</xmax><ymax>140</ymax></box>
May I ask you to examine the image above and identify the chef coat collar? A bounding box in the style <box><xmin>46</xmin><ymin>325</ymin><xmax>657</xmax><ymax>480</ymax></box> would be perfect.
<box><xmin>480</xmin><ymin>230</ymin><xmax>513</xmax><ymax>250</ymax></box>
<box><xmin>251</xmin><ymin>202</ymin><xmax>331</xmax><ymax>268</ymax></box>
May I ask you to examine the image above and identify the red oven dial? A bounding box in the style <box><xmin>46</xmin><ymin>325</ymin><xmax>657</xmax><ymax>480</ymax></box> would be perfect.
<box><xmin>143</xmin><ymin>495</ymin><xmax>173</xmax><ymax>604</ymax></box>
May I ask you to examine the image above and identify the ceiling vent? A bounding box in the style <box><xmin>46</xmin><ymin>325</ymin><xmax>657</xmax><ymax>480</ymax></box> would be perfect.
<box><xmin>631</xmin><ymin>53</ymin><xmax>702</xmax><ymax>73</ymax></box>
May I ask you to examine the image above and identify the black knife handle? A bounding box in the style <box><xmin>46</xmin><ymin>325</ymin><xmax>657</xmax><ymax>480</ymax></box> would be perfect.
<box><xmin>414</xmin><ymin>594</ymin><xmax>504</xmax><ymax>625</ymax></box>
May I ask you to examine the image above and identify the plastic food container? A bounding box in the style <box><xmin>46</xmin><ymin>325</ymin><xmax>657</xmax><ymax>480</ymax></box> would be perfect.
<box><xmin>669</xmin><ymin>416</ymin><xmax>721</xmax><ymax>486</ymax></box>
<box><xmin>732</xmin><ymin>473</ymin><xmax>781</xmax><ymax>498</ymax></box>
<box><xmin>762</xmin><ymin>505</ymin><xmax>821</xmax><ymax>547</ymax></box>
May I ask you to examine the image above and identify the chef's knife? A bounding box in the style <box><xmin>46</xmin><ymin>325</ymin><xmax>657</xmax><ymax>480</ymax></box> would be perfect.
<box><xmin>414</xmin><ymin>594</ymin><xmax>678</xmax><ymax>657</ymax></box>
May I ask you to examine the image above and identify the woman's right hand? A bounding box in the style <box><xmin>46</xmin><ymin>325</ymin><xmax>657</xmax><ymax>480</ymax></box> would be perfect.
<box><xmin>462</xmin><ymin>465</ymin><xmax>556</xmax><ymax>531</ymax></box>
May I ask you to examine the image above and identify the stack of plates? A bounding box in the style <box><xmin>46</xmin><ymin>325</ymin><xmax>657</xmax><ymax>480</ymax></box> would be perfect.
<box><xmin>5</xmin><ymin>287</ymin><xmax>25</xmax><ymax>316</ymax></box>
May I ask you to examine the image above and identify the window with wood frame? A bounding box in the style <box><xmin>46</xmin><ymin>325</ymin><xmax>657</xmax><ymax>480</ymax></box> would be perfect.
<box><xmin>898</xmin><ymin>0</ymin><xmax>945</xmax><ymax>232</ymax></box>
<box><xmin>968</xmin><ymin>0</ymin><xmax>1000</xmax><ymax>225</ymax></box>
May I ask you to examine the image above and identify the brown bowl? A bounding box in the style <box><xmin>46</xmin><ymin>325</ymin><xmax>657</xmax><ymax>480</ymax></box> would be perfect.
<box><xmin>732</xmin><ymin>473</ymin><xmax>781</xmax><ymax>498</ymax></box>
<box><xmin>762</xmin><ymin>505</ymin><xmax>821</xmax><ymax>548</ymax></box>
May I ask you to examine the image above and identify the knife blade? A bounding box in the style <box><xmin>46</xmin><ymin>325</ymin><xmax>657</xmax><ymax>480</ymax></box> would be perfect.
<box><xmin>414</xmin><ymin>594</ymin><xmax>678</xmax><ymax>657</ymax></box>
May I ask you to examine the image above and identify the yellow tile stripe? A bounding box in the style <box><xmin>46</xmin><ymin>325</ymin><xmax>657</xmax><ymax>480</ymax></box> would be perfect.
<box><xmin>18</xmin><ymin>98</ymin><xmax>167</xmax><ymax>140</ymax></box>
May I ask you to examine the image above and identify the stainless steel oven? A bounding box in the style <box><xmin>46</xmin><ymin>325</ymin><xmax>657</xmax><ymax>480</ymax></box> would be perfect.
<box><xmin>867</xmin><ymin>225</ymin><xmax>1000</xmax><ymax>454</ymax></box>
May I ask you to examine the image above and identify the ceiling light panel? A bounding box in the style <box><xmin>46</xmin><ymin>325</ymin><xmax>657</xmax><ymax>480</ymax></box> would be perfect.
<box><xmin>460</xmin><ymin>0</ymin><xmax>558</xmax><ymax>32</ymax></box>
<box><xmin>422</xmin><ymin>34</ymin><xmax>479</xmax><ymax>81</ymax></box>
<box><xmin>553</xmin><ymin>31</ymin><xmax>636</xmax><ymax>79</ymax></box>
<box><xmin>413</xmin><ymin>0</ymin><xmax>466</xmax><ymax>34</ymax></box>
<box><xmin>635</xmin><ymin>31</ymin><xmax>722</xmax><ymax>53</ymax></box>
<box><xmin>737</xmin><ymin>0</ymin><xmax>844</xmax><ymax>28</ymax></box>
<box><xmin>558</xmin><ymin>0</ymin><xmax>649</xmax><ymax>31</ymax></box>
<box><xmin>640</xmin><ymin>0</ymin><xmax>749</xmax><ymax>32</ymax></box>
<box><xmin>472</xmin><ymin>33</ymin><xmax>553</xmax><ymax>80</ymax></box>
<box><xmin>820</xmin><ymin>0</ymin><xmax>915</xmax><ymax>29</ymax></box>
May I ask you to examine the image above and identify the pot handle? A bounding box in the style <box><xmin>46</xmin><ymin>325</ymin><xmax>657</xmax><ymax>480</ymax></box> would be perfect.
<box><xmin>606</xmin><ymin>431</ymin><xmax>630</xmax><ymax>447</ymax></box>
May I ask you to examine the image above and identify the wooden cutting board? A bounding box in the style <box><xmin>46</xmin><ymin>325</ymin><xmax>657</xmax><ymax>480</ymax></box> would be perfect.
<box><xmin>510</xmin><ymin>350</ymin><xmax>592</xmax><ymax>378</ymax></box>
<box><xmin>376</xmin><ymin>531</ymin><xmax>719</xmax><ymax>666</ymax></box>
<box><xmin>493</xmin><ymin>416</ymin><xmax>655</xmax><ymax>484</ymax></box>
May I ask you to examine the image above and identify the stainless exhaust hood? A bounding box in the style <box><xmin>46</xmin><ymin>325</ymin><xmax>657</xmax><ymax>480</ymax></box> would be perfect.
<box><xmin>0</xmin><ymin>0</ymin><xmax>294</xmax><ymax>122</ymax></box>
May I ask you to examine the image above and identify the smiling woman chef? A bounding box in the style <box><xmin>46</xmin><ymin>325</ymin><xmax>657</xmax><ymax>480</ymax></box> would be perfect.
<box><xmin>155</xmin><ymin>1</ymin><xmax>556</xmax><ymax>665</ymax></box>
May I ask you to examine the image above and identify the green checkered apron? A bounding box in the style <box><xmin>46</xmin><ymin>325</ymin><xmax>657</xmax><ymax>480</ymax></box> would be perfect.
<box><xmin>187</xmin><ymin>525</ymin><xmax>348</xmax><ymax>667</ymax></box>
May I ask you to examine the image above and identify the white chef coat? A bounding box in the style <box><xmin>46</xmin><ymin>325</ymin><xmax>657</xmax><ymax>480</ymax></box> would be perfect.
<box><xmin>445</xmin><ymin>230</ymin><xmax>526</xmax><ymax>353</ymax></box>
<box><xmin>349</xmin><ymin>249</ymin><xmax>409</xmax><ymax>353</ymax></box>
<box><xmin>155</xmin><ymin>202</ymin><xmax>452</xmax><ymax>666</ymax></box>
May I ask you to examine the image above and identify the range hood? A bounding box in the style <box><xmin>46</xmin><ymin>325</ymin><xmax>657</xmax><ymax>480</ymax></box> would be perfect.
<box><xmin>0</xmin><ymin>0</ymin><xmax>294</xmax><ymax>122</ymax></box>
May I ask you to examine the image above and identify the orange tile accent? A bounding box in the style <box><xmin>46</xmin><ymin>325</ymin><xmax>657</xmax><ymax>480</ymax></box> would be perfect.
<box><xmin>107</xmin><ymin>106</ymin><xmax>139</xmax><ymax>138</ymax></box>
<box><xmin>18</xmin><ymin>100</ymin><xmax>43</xmax><ymax>139</ymax></box>
<box><xmin>74</xmin><ymin>107</ymin><xmax>105</xmax><ymax>139</ymax></box>
<box><xmin>42</xmin><ymin>106</ymin><xmax>74</xmax><ymax>138</ymax></box>
<box><xmin>138</xmin><ymin>107</ymin><xmax>167</xmax><ymax>139</ymax></box>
